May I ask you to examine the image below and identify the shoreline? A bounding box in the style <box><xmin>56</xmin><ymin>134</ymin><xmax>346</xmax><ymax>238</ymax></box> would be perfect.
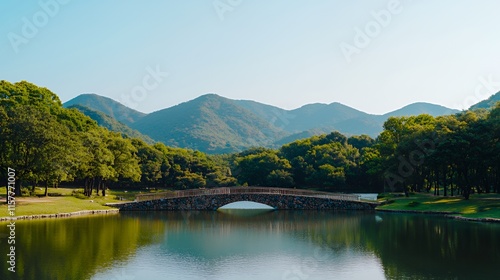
<box><xmin>376</xmin><ymin>208</ymin><xmax>500</xmax><ymax>223</ymax></box>
<box><xmin>0</xmin><ymin>209</ymin><xmax>119</xmax><ymax>221</ymax></box>
<box><xmin>1</xmin><ymin>207</ymin><xmax>498</xmax><ymax>223</ymax></box>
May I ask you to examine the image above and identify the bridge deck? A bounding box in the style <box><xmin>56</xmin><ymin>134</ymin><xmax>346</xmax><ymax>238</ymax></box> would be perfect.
<box><xmin>135</xmin><ymin>187</ymin><xmax>361</xmax><ymax>202</ymax></box>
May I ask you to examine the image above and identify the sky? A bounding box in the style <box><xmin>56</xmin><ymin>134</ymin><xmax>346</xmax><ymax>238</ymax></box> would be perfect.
<box><xmin>1</xmin><ymin>0</ymin><xmax>500</xmax><ymax>115</ymax></box>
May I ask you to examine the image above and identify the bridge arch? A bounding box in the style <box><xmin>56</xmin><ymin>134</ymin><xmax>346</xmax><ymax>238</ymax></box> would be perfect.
<box><xmin>218</xmin><ymin>201</ymin><xmax>275</xmax><ymax>210</ymax></box>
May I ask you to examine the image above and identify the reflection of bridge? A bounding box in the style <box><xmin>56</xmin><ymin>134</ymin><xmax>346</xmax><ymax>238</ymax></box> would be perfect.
<box><xmin>111</xmin><ymin>187</ymin><xmax>378</xmax><ymax>211</ymax></box>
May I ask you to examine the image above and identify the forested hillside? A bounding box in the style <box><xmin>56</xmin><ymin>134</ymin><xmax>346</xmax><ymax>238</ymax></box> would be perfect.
<box><xmin>68</xmin><ymin>104</ymin><xmax>156</xmax><ymax>144</ymax></box>
<box><xmin>66</xmin><ymin>93</ymin><xmax>459</xmax><ymax>153</ymax></box>
<box><xmin>2</xmin><ymin>81</ymin><xmax>498</xmax><ymax>199</ymax></box>
<box><xmin>0</xmin><ymin>81</ymin><xmax>236</xmax><ymax>197</ymax></box>
<box><xmin>469</xmin><ymin>91</ymin><xmax>500</xmax><ymax>110</ymax></box>
<box><xmin>130</xmin><ymin>94</ymin><xmax>284</xmax><ymax>153</ymax></box>
<box><xmin>64</xmin><ymin>93</ymin><xmax>145</xmax><ymax>126</ymax></box>
<box><xmin>230</xmin><ymin>104</ymin><xmax>500</xmax><ymax>197</ymax></box>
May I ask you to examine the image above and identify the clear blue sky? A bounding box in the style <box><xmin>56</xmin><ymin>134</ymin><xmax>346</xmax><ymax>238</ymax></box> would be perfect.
<box><xmin>1</xmin><ymin>0</ymin><xmax>500</xmax><ymax>114</ymax></box>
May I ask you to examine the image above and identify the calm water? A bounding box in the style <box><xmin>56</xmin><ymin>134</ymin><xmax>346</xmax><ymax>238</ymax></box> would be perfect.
<box><xmin>1</xmin><ymin>209</ymin><xmax>499</xmax><ymax>280</ymax></box>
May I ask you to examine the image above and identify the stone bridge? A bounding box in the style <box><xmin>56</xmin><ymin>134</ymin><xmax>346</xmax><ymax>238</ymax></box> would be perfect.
<box><xmin>111</xmin><ymin>187</ymin><xmax>378</xmax><ymax>211</ymax></box>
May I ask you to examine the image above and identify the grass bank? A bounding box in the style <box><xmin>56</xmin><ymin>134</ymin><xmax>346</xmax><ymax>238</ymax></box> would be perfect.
<box><xmin>376</xmin><ymin>192</ymin><xmax>500</xmax><ymax>220</ymax></box>
<box><xmin>0</xmin><ymin>187</ymin><xmax>154</xmax><ymax>218</ymax></box>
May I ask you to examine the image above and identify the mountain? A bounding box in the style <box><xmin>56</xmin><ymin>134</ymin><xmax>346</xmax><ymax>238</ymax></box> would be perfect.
<box><xmin>234</xmin><ymin>99</ymin><xmax>289</xmax><ymax>125</ymax></box>
<box><xmin>236</xmin><ymin>99</ymin><xmax>458</xmax><ymax>137</ymax></box>
<box><xmin>382</xmin><ymin>102</ymin><xmax>458</xmax><ymax>118</ymax></box>
<box><xmin>68</xmin><ymin>104</ymin><xmax>155</xmax><ymax>144</ymax></box>
<box><xmin>470</xmin><ymin>91</ymin><xmax>500</xmax><ymax>110</ymax></box>
<box><xmin>64</xmin><ymin>93</ymin><xmax>145</xmax><ymax>126</ymax></box>
<box><xmin>130</xmin><ymin>94</ymin><xmax>284</xmax><ymax>153</ymax></box>
<box><xmin>286</xmin><ymin>102</ymin><xmax>372</xmax><ymax>133</ymax></box>
<box><xmin>66</xmin><ymin>93</ymin><xmax>461</xmax><ymax>153</ymax></box>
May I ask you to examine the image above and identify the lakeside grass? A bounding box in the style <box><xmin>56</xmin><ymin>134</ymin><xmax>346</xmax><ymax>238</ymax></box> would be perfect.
<box><xmin>0</xmin><ymin>187</ymin><xmax>159</xmax><ymax>217</ymax></box>
<box><xmin>0</xmin><ymin>196</ymin><xmax>114</xmax><ymax>216</ymax></box>
<box><xmin>377</xmin><ymin>192</ymin><xmax>500</xmax><ymax>219</ymax></box>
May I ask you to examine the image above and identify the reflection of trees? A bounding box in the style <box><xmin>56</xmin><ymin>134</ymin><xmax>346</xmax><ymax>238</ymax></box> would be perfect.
<box><xmin>367</xmin><ymin>214</ymin><xmax>500</xmax><ymax>279</ymax></box>
<box><xmin>125</xmin><ymin>210</ymin><xmax>369</xmax><ymax>235</ymax></box>
<box><xmin>125</xmin><ymin>211</ymin><xmax>375</xmax><ymax>259</ymax></box>
<box><xmin>0</xmin><ymin>214</ymin><xmax>166</xmax><ymax>280</ymax></box>
<box><xmin>132</xmin><ymin>211</ymin><xmax>500</xmax><ymax>279</ymax></box>
<box><xmin>1</xmin><ymin>211</ymin><xmax>498</xmax><ymax>279</ymax></box>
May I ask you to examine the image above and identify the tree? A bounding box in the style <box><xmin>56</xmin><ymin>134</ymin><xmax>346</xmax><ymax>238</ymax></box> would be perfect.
<box><xmin>235</xmin><ymin>149</ymin><xmax>291</xmax><ymax>186</ymax></box>
<box><xmin>102</xmin><ymin>132</ymin><xmax>141</xmax><ymax>195</ymax></box>
<box><xmin>0</xmin><ymin>105</ymin><xmax>78</xmax><ymax>196</ymax></box>
<box><xmin>79</xmin><ymin>128</ymin><xmax>115</xmax><ymax>196</ymax></box>
<box><xmin>132</xmin><ymin>139</ymin><xmax>163</xmax><ymax>186</ymax></box>
<box><xmin>306</xmin><ymin>164</ymin><xmax>346</xmax><ymax>188</ymax></box>
<box><xmin>348</xmin><ymin>134</ymin><xmax>375</xmax><ymax>150</ymax></box>
<box><xmin>266</xmin><ymin>169</ymin><xmax>294</xmax><ymax>187</ymax></box>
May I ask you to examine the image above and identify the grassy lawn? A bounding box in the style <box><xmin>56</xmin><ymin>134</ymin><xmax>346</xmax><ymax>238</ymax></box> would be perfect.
<box><xmin>377</xmin><ymin>192</ymin><xmax>500</xmax><ymax>219</ymax></box>
<box><xmin>0</xmin><ymin>196</ymin><xmax>113</xmax><ymax>217</ymax></box>
<box><xmin>0</xmin><ymin>187</ymin><xmax>168</xmax><ymax>217</ymax></box>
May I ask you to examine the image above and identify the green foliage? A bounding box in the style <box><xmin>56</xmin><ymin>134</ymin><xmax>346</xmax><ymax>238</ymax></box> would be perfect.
<box><xmin>69</xmin><ymin>104</ymin><xmax>155</xmax><ymax>144</ymax></box>
<box><xmin>174</xmin><ymin>172</ymin><xmax>206</xmax><ymax>189</ymax></box>
<box><xmin>232</xmin><ymin>132</ymin><xmax>379</xmax><ymax>192</ymax></box>
<box><xmin>266</xmin><ymin>169</ymin><xmax>294</xmax><ymax>187</ymax></box>
<box><xmin>64</xmin><ymin>93</ymin><xmax>145</xmax><ymax>126</ymax></box>
<box><xmin>469</xmin><ymin>91</ymin><xmax>500</xmax><ymax>110</ymax></box>
<box><xmin>2</xmin><ymin>80</ymin><xmax>498</xmax><ymax>198</ymax></box>
<box><xmin>130</xmin><ymin>94</ymin><xmax>283</xmax><ymax>153</ymax></box>
<box><xmin>65</xmin><ymin>91</ymin><xmax>461</xmax><ymax>153</ymax></box>
<box><xmin>348</xmin><ymin>134</ymin><xmax>375</xmax><ymax>150</ymax></box>
<box><xmin>0</xmin><ymin>81</ymin><xmax>239</xmax><ymax>198</ymax></box>
<box><xmin>234</xmin><ymin>149</ymin><xmax>292</xmax><ymax>186</ymax></box>
<box><xmin>377</xmin><ymin>110</ymin><xmax>500</xmax><ymax>199</ymax></box>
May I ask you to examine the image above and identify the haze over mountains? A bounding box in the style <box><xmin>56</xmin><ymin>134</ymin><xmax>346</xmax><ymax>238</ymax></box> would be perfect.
<box><xmin>64</xmin><ymin>92</ymin><xmax>499</xmax><ymax>154</ymax></box>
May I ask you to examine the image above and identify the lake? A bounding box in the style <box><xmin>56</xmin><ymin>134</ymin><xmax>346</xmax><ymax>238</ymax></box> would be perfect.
<box><xmin>1</xmin><ymin>209</ymin><xmax>499</xmax><ymax>279</ymax></box>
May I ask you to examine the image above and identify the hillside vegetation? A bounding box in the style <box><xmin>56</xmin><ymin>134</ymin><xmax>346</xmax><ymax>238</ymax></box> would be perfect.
<box><xmin>66</xmin><ymin>93</ymin><xmax>459</xmax><ymax>153</ymax></box>
<box><xmin>130</xmin><ymin>94</ymin><xmax>284</xmax><ymax>153</ymax></box>
<box><xmin>64</xmin><ymin>93</ymin><xmax>145</xmax><ymax>126</ymax></box>
<box><xmin>68</xmin><ymin>104</ymin><xmax>155</xmax><ymax>144</ymax></box>
<box><xmin>470</xmin><ymin>91</ymin><xmax>500</xmax><ymax>110</ymax></box>
<box><xmin>2</xmin><ymin>80</ymin><xmax>498</xmax><ymax>201</ymax></box>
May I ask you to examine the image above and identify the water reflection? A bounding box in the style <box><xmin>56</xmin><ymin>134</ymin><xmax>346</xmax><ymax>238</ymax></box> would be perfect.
<box><xmin>218</xmin><ymin>208</ymin><xmax>275</xmax><ymax>218</ymax></box>
<box><xmin>372</xmin><ymin>213</ymin><xmax>500</xmax><ymax>279</ymax></box>
<box><xmin>1</xmin><ymin>211</ymin><xmax>499</xmax><ymax>280</ymax></box>
<box><xmin>0</xmin><ymin>214</ymin><xmax>165</xmax><ymax>280</ymax></box>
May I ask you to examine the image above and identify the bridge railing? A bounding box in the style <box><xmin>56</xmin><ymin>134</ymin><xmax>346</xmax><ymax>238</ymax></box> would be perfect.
<box><xmin>135</xmin><ymin>187</ymin><xmax>360</xmax><ymax>202</ymax></box>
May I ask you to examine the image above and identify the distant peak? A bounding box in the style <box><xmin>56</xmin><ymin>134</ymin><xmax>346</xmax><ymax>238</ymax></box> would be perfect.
<box><xmin>192</xmin><ymin>93</ymin><xmax>231</xmax><ymax>103</ymax></box>
<box><xmin>71</xmin><ymin>93</ymin><xmax>116</xmax><ymax>102</ymax></box>
<box><xmin>199</xmin><ymin>93</ymin><xmax>222</xmax><ymax>98</ymax></box>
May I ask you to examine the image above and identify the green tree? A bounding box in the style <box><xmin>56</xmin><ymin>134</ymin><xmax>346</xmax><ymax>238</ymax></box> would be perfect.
<box><xmin>235</xmin><ymin>149</ymin><xmax>292</xmax><ymax>186</ymax></box>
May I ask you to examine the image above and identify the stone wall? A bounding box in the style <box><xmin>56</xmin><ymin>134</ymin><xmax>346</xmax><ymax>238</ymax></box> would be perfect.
<box><xmin>115</xmin><ymin>194</ymin><xmax>377</xmax><ymax>211</ymax></box>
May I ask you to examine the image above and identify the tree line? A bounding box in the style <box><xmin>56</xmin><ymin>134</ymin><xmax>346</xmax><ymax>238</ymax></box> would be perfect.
<box><xmin>0</xmin><ymin>81</ymin><xmax>235</xmax><ymax>198</ymax></box>
<box><xmin>1</xmin><ymin>81</ymin><xmax>498</xmax><ymax>199</ymax></box>
<box><xmin>378</xmin><ymin>107</ymin><xmax>500</xmax><ymax>199</ymax></box>
<box><xmin>231</xmin><ymin>105</ymin><xmax>500</xmax><ymax>199</ymax></box>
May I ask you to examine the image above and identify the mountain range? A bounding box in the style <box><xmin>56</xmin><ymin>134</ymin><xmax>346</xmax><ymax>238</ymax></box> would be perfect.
<box><xmin>64</xmin><ymin>91</ymin><xmax>499</xmax><ymax>154</ymax></box>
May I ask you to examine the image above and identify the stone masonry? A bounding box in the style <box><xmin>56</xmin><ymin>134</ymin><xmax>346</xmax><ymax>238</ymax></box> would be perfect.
<box><xmin>114</xmin><ymin>194</ymin><xmax>378</xmax><ymax>211</ymax></box>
